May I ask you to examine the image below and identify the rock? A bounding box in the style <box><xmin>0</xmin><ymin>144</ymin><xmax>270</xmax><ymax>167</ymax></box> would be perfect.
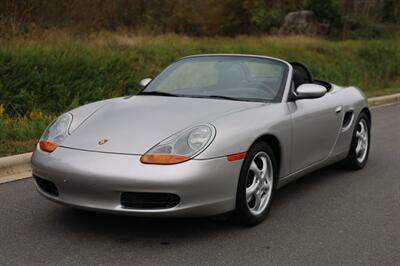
<box><xmin>279</xmin><ymin>10</ymin><xmax>329</xmax><ymax>35</ymax></box>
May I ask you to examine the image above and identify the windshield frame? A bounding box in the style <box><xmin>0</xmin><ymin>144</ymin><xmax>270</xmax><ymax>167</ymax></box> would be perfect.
<box><xmin>141</xmin><ymin>55</ymin><xmax>290</xmax><ymax>103</ymax></box>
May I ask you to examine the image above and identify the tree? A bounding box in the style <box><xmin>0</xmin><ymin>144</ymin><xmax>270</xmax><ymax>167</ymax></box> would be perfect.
<box><xmin>304</xmin><ymin>0</ymin><xmax>342</xmax><ymax>26</ymax></box>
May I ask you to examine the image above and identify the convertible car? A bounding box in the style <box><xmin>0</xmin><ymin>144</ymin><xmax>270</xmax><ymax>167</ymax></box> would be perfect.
<box><xmin>32</xmin><ymin>54</ymin><xmax>371</xmax><ymax>225</ymax></box>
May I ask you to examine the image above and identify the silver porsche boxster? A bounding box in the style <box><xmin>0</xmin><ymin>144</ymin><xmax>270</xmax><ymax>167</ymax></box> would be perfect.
<box><xmin>32</xmin><ymin>54</ymin><xmax>371</xmax><ymax>225</ymax></box>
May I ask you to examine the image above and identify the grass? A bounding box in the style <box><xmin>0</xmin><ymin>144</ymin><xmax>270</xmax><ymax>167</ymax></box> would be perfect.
<box><xmin>0</xmin><ymin>107</ymin><xmax>54</xmax><ymax>156</ymax></box>
<box><xmin>0</xmin><ymin>140</ymin><xmax>38</xmax><ymax>157</ymax></box>
<box><xmin>1</xmin><ymin>32</ymin><xmax>400</xmax><ymax>156</ymax></box>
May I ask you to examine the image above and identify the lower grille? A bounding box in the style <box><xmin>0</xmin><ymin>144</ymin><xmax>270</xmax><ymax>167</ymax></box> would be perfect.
<box><xmin>34</xmin><ymin>175</ymin><xmax>59</xmax><ymax>196</ymax></box>
<box><xmin>121</xmin><ymin>192</ymin><xmax>180</xmax><ymax>209</ymax></box>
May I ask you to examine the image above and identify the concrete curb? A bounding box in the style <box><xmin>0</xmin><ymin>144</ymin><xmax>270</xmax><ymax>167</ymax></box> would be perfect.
<box><xmin>368</xmin><ymin>93</ymin><xmax>400</xmax><ymax>107</ymax></box>
<box><xmin>0</xmin><ymin>92</ymin><xmax>399</xmax><ymax>184</ymax></box>
<box><xmin>0</xmin><ymin>153</ymin><xmax>32</xmax><ymax>184</ymax></box>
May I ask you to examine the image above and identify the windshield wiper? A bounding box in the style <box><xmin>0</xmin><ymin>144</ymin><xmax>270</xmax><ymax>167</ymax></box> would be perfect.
<box><xmin>195</xmin><ymin>95</ymin><xmax>241</xmax><ymax>101</ymax></box>
<box><xmin>138</xmin><ymin>91</ymin><xmax>180</xmax><ymax>97</ymax></box>
<box><xmin>199</xmin><ymin>95</ymin><xmax>271</xmax><ymax>102</ymax></box>
<box><xmin>138</xmin><ymin>91</ymin><xmax>257</xmax><ymax>102</ymax></box>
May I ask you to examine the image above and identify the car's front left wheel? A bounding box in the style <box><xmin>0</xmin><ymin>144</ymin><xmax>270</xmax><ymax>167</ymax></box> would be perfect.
<box><xmin>233</xmin><ymin>142</ymin><xmax>277</xmax><ymax>226</ymax></box>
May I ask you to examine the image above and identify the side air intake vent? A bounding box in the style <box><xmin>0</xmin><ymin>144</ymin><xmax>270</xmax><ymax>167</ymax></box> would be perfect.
<box><xmin>342</xmin><ymin>111</ymin><xmax>354</xmax><ymax>131</ymax></box>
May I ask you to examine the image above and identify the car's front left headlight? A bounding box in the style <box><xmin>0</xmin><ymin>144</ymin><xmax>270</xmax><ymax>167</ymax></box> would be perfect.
<box><xmin>140</xmin><ymin>124</ymin><xmax>216</xmax><ymax>165</ymax></box>
<box><xmin>39</xmin><ymin>113</ymin><xmax>72</xmax><ymax>153</ymax></box>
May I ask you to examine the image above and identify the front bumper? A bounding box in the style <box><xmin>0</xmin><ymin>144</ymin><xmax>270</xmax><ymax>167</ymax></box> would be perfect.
<box><xmin>31</xmin><ymin>146</ymin><xmax>243</xmax><ymax>217</ymax></box>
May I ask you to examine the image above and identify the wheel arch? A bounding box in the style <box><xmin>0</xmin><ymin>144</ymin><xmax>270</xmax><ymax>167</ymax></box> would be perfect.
<box><xmin>361</xmin><ymin>107</ymin><xmax>371</xmax><ymax>123</ymax></box>
<box><xmin>250</xmin><ymin>134</ymin><xmax>282</xmax><ymax>176</ymax></box>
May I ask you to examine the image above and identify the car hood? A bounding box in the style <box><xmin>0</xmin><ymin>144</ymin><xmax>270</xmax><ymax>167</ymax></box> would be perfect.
<box><xmin>62</xmin><ymin>95</ymin><xmax>265</xmax><ymax>154</ymax></box>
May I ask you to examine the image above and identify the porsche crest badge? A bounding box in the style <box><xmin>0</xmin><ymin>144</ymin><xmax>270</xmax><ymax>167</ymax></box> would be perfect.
<box><xmin>98</xmin><ymin>138</ymin><xmax>108</xmax><ymax>145</ymax></box>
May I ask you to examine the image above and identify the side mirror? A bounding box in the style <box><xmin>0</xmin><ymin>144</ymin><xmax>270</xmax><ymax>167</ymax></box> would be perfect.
<box><xmin>295</xmin><ymin>84</ymin><xmax>327</xmax><ymax>100</ymax></box>
<box><xmin>139</xmin><ymin>78</ymin><xmax>152</xmax><ymax>88</ymax></box>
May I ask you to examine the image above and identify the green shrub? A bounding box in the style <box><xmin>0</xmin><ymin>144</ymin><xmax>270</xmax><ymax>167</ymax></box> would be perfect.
<box><xmin>0</xmin><ymin>36</ymin><xmax>399</xmax><ymax>115</ymax></box>
<box><xmin>341</xmin><ymin>15</ymin><xmax>398</xmax><ymax>39</ymax></box>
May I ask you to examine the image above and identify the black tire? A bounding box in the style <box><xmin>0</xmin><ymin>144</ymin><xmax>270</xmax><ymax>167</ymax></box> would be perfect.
<box><xmin>344</xmin><ymin>112</ymin><xmax>371</xmax><ymax>170</ymax></box>
<box><xmin>233</xmin><ymin>142</ymin><xmax>277</xmax><ymax>226</ymax></box>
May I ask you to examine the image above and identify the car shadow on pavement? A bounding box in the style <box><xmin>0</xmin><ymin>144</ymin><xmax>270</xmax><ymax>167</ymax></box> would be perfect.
<box><xmin>50</xmin><ymin>207</ymin><xmax>239</xmax><ymax>244</ymax></box>
<box><xmin>274</xmin><ymin>164</ymin><xmax>351</xmax><ymax>204</ymax></box>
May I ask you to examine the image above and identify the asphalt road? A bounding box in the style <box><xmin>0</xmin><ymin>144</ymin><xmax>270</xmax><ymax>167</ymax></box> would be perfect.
<box><xmin>1</xmin><ymin>104</ymin><xmax>399</xmax><ymax>266</ymax></box>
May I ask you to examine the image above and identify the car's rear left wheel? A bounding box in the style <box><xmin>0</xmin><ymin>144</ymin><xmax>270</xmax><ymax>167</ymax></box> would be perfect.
<box><xmin>233</xmin><ymin>142</ymin><xmax>277</xmax><ymax>226</ymax></box>
<box><xmin>344</xmin><ymin>112</ymin><xmax>371</xmax><ymax>170</ymax></box>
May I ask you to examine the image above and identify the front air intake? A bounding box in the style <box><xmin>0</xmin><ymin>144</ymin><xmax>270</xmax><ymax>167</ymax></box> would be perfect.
<box><xmin>120</xmin><ymin>192</ymin><xmax>180</xmax><ymax>209</ymax></box>
<box><xmin>34</xmin><ymin>175</ymin><xmax>59</xmax><ymax>196</ymax></box>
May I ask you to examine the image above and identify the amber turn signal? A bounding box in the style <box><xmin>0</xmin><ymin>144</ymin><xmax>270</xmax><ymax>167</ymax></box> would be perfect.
<box><xmin>140</xmin><ymin>154</ymin><xmax>190</xmax><ymax>165</ymax></box>
<box><xmin>39</xmin><ymin>141</ymin><xmax>59</xmax><ymax>153</ymax></box>
<box><xmin>227</xmin><ymin>152</ymin><xmax>247</xmax><ymax>161</ymax></box>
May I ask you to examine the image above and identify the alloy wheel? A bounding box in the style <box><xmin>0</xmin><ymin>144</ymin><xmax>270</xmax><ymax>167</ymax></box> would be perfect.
<box><xmin>355</xmin><ymin>119</ymin><xmax>369</xmax><ymax>164</ymax></box>
<box><xmin>245</xmin><ymin>151</ymin><xmax>274</xmax><ymax>216</ymax></box>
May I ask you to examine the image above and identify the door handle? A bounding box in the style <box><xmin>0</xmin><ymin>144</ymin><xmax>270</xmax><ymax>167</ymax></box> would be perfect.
<box><xmin>335</xmin><ymin>106</ymin><xmax>343</xmax><ymax>114</ymax></box>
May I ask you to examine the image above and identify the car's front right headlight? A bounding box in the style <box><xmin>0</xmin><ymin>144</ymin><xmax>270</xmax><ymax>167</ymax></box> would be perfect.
<box><xmin>39</xmin><ymin>113</ymin><xmax>72</xmax><ymax>153</ymax></box>
<box><xmin>140</xmin><ymin>124</ymin><xmax>216</xmax><ymax>165</ymax></box>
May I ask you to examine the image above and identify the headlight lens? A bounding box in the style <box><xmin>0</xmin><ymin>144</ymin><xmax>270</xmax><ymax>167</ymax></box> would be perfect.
<box><xmin>39</xmin><ymin>113</ymin><xmax>72</xmax><ymax>152</ymax></box>
<box><xmin>188</xmin><ymin>126</ymin><xmax>212</xmax><ymax>150</ymax></box>
<box><xmin>140</xmin><ymin>125</ymin><xmax>215</xmax><ymax>164</ymax></box>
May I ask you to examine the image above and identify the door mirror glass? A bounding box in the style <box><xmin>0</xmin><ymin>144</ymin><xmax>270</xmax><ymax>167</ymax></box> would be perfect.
<box><xmin>139</xmin><ymin>78</ymin><xmax>152</xmax><ymax>88</ymax></box>
<box><xmin>295</xmin><ymin>84</ymin><xmax>327</xmax><ymax>100</ymax></box>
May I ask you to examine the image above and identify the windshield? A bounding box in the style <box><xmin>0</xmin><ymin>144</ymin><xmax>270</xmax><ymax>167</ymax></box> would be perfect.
<box><xmin>143</xmin><ymin>56</ymin><xmax>288</xmax><ymax>102</ymax></box>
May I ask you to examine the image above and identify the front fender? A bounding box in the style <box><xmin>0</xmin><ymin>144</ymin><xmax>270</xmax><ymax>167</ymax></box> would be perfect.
<box><xmin>196</xmin><ymin>103</ymin><xmax>292</xmax><ymax>178</ymax></box>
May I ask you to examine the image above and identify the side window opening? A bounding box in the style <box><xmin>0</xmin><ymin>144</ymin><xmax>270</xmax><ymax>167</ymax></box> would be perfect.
<box><xmin>290</xmin><ymin>61</ymin><xmax>331</xmax><ymax>91</ymax></box>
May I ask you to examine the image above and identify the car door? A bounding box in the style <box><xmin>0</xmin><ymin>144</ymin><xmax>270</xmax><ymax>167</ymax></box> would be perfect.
<box><xmin>289</xmin><ymin>85</ymin><xmax>343</xmax><ymax>172</ymax></box>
